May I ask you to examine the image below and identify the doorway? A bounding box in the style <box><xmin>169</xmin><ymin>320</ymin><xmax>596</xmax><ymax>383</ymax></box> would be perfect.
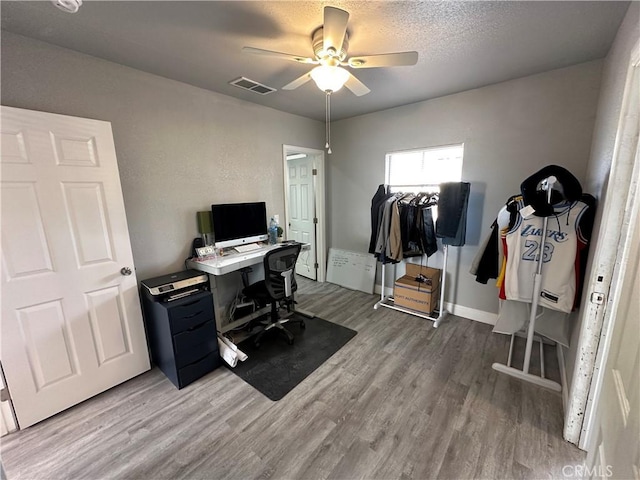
<box><xmin>585</xmin><ymin>160</ymin><xmax>639</xmax><ymax>478</ymax></box>
<box><xmin>282</xmin><ymin>145</ymin><xmax>326</xmax><ymax>283</ymax></box>
<box><xmin>565</xmin><ymin>39</ymin><xmax>639</xmax><ymax>469</ymax></box>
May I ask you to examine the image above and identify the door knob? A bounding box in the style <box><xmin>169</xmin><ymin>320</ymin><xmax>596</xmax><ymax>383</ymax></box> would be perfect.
<box><xmin>120</xmin><ymin>267</ymin><xmax>132</xmax><ymax>276</ymax></box>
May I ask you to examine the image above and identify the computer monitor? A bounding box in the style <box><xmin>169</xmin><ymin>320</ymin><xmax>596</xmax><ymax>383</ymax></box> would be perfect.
<box><xmin>211</xmin><ymin>202</ymin><xmax>268</xmax><ymax>249</ymax></box>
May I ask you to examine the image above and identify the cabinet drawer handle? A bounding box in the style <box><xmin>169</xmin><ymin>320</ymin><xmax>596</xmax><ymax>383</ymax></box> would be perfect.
<box><xmin>180</xmin><ymin>299</ymin><xmax>201</xmax><ymax>308</ymax></box>
<box><xmin>186</xmin><ymin>321</ymin><xmax>208</xmax><ymax>332</ymax></box>
<box><xmin>182</xmin><ymin>353</ymin><xmax>211</xmax><ymax>368</ymax></box>
<box><xmin>182</xmin><ymin>310</ymin><xmax>203</xmax><ymax>319</ymax></box>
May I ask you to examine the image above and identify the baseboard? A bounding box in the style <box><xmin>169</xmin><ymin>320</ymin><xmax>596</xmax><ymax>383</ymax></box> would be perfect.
<box><xmin>374</xmin><ymin>284</ymin><xmax>498</xmax><ymax>325</ymax></box>
<box><xmin>557</xmin><ymin>344</ymin><xmax>569</xmax><ymax>413</ymax></box>
<box><xmin>444</xmin><ymin>302</ymin><xmax>498</xmax><ymax>325</ymax></box>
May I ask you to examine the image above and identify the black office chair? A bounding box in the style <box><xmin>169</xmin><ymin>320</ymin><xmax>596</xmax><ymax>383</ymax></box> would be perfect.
<box><xmin>242</xmin><ymin>243</ymin><xmax>305</xmax><ymax>346</ymax></box>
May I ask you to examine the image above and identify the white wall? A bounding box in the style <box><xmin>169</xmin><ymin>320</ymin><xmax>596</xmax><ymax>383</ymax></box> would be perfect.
<box><xmin>328</xmin><ymin>61</ymin><xmax>602</xmax><ymax>316</ymax></box>
<box><xmin>584</xmin><ymin>2</ymin><xmax>640</xmax><ymax>199</ymax></box>
<box><xmin>1</xmin><ymin>32</ymin><xmax>324</xmax><ymax>280</ymax></box>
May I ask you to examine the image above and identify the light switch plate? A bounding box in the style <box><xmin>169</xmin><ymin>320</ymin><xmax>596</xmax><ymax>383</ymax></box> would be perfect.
<box><xmin>196</xmin><ymin>245</ymin><xmax>215</xmax><ymax>257</ymax></box>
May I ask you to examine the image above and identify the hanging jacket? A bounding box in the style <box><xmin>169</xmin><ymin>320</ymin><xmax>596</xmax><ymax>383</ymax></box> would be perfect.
<box><xmin>375</xmin><ymin>196</ymin><xmax>401</xmax><ymax>264</ymax></box>
<box><xmin>369</xmin><ymin>185</ymin><xmax>392</xmax><ymax>254</ymax></box>
<box><xmin>436</xmin><ymin>182</ymin><xmax>471</xmax><ymax>246</ymax></box>
<box><xmin>388</xmin><ymin>200</ymin><xmax>403</xmax><ymax>262</ymax></box>
<box><xmin>418</xmin><ymin>205</ymin><xmax>438</xmax><ymax>257</ymax></box>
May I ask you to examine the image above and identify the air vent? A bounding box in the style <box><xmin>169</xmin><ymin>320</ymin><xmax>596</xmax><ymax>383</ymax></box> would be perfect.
<box><xmin>230</xmin><ymin>77</ymin><xmax>276</xmax><ymax>95</ymax></box>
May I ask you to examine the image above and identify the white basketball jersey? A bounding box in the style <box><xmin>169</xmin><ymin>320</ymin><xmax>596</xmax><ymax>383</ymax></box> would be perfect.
<box><xmin>502</xmin><ymin>200</ymin><xmax>589</xmax><ymax>313</ymax></box>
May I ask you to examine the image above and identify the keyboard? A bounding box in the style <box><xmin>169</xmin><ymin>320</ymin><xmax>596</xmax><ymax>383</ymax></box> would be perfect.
<box><xmin>234</xmin><ymin>243</ymin><xmax>262</xmax><ymax>253</ymax></box>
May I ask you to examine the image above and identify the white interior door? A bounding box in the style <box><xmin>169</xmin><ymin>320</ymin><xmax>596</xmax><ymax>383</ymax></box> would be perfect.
<box><xmin>566</xmin><ymin>41</ymin><xmax>640</xmax><ymax>446</ymax></box>
<box><xmin>285</xmin><ymin>155</ymin><xmax>317</xmax><ymax>280</ymax></box>
<box><xmin>586</xmin><ymin>190</ymin><xmax>639</xmax><ymax>478</ymax></box>
<box><xmin>1</xmin><ymin>106</ymin><xmax>150</xmax><ymax>429</ymax></box>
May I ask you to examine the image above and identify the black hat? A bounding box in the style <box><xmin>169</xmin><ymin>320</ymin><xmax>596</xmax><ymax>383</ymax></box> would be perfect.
<box><xmin>520</xmin><ymin>165</ymin><xmax>582</xmax><ymax>217</ymax></box>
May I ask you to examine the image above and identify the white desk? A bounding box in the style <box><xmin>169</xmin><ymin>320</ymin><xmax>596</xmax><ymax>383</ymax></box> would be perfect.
<box><xmin>187</xmin><ymin>243</ymin><xmax>310</xmax><ymax>334</ymax></box>
<box><xmin>188</xmin><ymin>244</ymin><xmax>285</xmax><ymax>276</ymax></box>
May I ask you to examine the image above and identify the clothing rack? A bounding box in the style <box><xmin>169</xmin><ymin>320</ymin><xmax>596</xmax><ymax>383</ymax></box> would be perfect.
<box><xmin>374</xmin><ymin>245</ymin><xmax>449</xmax><ymax>327</ymax></box>
<box><xmin>492</xmin><ymin>175</ymin><xmax>562</xmax><ymax>391</ymax></box>
<box><xmin>373</xmin><ymin>183</ymin><xmax>449</xmax><ymax>328</ymax></box>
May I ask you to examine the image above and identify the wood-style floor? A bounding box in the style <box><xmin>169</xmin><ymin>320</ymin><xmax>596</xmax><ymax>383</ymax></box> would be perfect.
<box><xmin>1</xmin><ymin>278</ymin><xmax>584</xmax><ymax>479</ymax></box>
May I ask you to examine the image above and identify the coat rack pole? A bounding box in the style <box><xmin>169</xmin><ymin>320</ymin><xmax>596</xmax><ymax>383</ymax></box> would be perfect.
<box><xmin>434</xmin><ymin>244</ymin><xmax>449</xmax><ymax>327</ymax></box>
<box><xmin>492</xmin><ymin>175</ymin><xmax>561</xmax><ymax>391</ymax></box>
<box><xmin>380</xmin><ymin>262</ymin><xmax>387</xmax><ymax>301</ymax></box>
<box><xmin>523</xmin><ymin>211</ymin><xmax>550</xmax><ymax>373</ymax></box>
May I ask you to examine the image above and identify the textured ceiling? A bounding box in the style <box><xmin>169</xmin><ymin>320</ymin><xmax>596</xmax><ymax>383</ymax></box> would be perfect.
<box><xmin>1</xmin><ymin>1</ymin><xmax>629</xmax><ymax>121</ymax></box>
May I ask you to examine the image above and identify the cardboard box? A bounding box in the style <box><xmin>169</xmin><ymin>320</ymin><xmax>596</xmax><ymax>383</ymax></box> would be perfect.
<box><xmin>393</xmin><ymin>264</ymin><xmax>441</xmax><ymax>314</ymax></box>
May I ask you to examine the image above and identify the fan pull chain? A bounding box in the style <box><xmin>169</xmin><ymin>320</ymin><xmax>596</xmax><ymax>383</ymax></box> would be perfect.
<box><xmin>325</xmin><ymin>92</ymin><xmax>329</xmax><ymax>149</ymax></box>
<box><xmin>325</xmin><ymin>91</ymin><xmax>332</xmax><ymax>154</ymax></box>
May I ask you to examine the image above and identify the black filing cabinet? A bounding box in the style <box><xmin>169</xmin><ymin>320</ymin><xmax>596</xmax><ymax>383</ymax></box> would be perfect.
<box><xmin>141</xmin><ymin>290</ymin><xmax>220</xmax><ymax>389</ymax></box>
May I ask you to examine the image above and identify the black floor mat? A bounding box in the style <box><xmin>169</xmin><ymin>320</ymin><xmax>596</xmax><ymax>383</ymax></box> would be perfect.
<box><xmin>229</xmin><ymin>315</ymin><xmax>357</xmax><ymax>401</ymax></box>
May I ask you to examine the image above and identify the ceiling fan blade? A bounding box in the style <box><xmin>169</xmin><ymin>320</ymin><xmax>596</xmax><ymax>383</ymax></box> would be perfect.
<box><xmin>323</xmin><ymin>6</ymin><xmax>349</xmax><ymax>54</ymax></box>
<box><xmin>344</xmin><ymin>73</ymin><xmax>370</xmax><ymax>97</ymax></box>
<box><xmin>242</xmin><ymin>46</ymin><xmax>316</xmax><ymax>64</ymax></box>
<box><xmin>348</xmin><ymin>51</ymin><xmax>419</xmax><ymax>68</ymax></box>
<box><xmin>282</xmin><ymin>72</ymin><xmax>313</xmax><ymax>90</ymax></box>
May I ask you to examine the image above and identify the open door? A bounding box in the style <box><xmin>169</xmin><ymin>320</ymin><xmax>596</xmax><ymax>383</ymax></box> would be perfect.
<box><xmin>283</xmin><ymin>145</ymin><xmax>326</xmax><ymax>282</ymax></box>
<box><xmin>565</xmin><ymin>40</ymin><xmax>639</xmax><ymax>463</ymax></box>
<box><xmin>585</xmin><ymin>174</ymin><xmax>639</xmax><ymax>478</ymax></box>
<box><xmin>1</xmin><ymin>106</ymin><xmax>150</xmax><ymax>428</ymax></box>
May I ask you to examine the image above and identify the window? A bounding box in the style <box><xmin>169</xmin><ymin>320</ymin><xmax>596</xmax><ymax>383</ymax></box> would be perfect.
<box><xmin>385</xmin><ymin>144</ymin><xmax>464</xmax><ymax>193</ymax></box>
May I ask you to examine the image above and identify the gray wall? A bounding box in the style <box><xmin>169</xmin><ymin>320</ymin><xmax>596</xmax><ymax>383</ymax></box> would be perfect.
<box><xmin>566</xmin><ymin>3</ymin><xmax>639</xmax><ymax>385</ymax></box>
<box><xmin>0</xmin><ymin>30</ymin><xmax>610</xmax><ymax>320</ymax></box>
<box><xmin>1</xmin><ymin>32</ymin><xmax>324</xmax><ymax>280</ymax></box>
<box><xmin>328</xmin><ymin>60</ymin><xmax>603</xmax><ymax>315</ymax></box>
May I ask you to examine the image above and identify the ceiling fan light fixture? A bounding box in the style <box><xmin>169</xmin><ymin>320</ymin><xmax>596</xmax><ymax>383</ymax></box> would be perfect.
<box><xmin>310</xmin><ymin>65</ymin><xmax>350</xmax><ymax>93</ymax></box>
<box><xmin>51</xmin><ymin>0</ymin><xmax>82</xmax><ymax>13</ymax></box>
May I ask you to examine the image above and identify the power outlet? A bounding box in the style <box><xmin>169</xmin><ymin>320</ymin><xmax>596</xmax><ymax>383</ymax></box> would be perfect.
<box><xmin>196</xmin><ymin>245</ymin><xmax>215</xmax><ymax>257</ymax></box>
<box><xmin>273</xmin><ymin>214</ymin><xmax>280</xmax><ymax>225</ymax></box>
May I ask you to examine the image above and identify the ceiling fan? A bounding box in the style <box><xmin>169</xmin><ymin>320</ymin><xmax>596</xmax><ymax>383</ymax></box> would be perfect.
<box><xmin>242</xmin><ymin>6</ymin><xmax>418</xmax><ymax>153</ymax></box>
<box><xmin>242</xmin><ymin>6</ymin><xmax>419</xmax><ymax>97</ymax></box>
